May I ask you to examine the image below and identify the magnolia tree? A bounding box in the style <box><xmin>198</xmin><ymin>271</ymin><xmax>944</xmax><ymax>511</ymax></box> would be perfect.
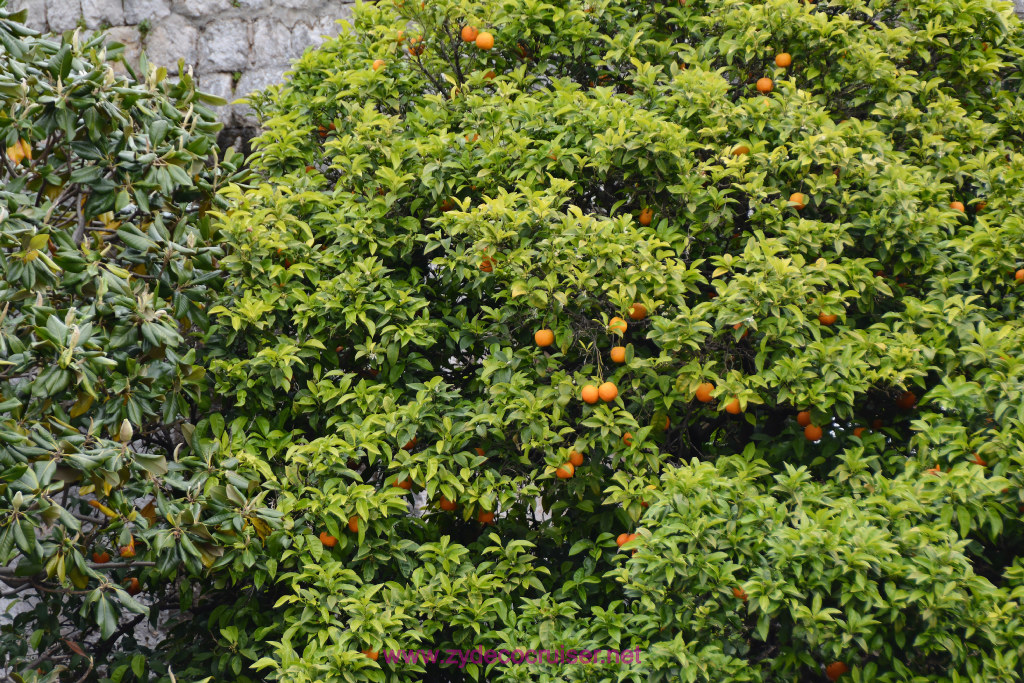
<box><xmin>5</xmin><ymin>0</ymin><xmax>1024</xmax><ymax>681</ymax></box>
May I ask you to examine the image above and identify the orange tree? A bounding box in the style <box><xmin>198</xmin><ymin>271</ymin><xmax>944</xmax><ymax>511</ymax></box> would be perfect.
<box><xmin>7</xmin><ymin>0</ymin><xmax>1024</xmax><ymax>680</ymax></box>
<box><xmin>0</xmin><ymin>3</ymin><xmax>263</xmax><ymax>681</ymax></box>
<box><xmin>193</xmin><ymin>0</ymin><xmax>1024</xmax><ymax>680</ymax></box>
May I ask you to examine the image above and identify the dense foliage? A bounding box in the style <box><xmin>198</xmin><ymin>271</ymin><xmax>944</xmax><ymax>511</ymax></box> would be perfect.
<box><xmin>4</xmin><ymin>0</ymin><xmax>1024</xmax><ymax>681</ymax></box>
<box><xmin>0</xmin><ymin>4</ymin><xmax>253</xmax><ymax>680</ymax></box>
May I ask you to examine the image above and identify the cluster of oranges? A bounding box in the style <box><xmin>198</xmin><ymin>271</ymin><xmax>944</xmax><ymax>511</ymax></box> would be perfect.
<box><xmin>694</xmin><ymin>381</ymin><xmax>743</xmax><ymax>415</ymax></box>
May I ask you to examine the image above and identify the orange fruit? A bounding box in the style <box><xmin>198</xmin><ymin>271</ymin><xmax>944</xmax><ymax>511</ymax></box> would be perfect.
<box><xmin>362</xmin><ymin>649</ymin><xmax>379</xmax><ymax>661</ymax></box>
<box><xmin>372</xmin><ymin>59</ymin><xmax>386</xmax><ymax>71</ymax></box>
<box><xmin>610</xmin><ymin>346</ymin><xmax>626</xmax><ymax>364</ymax></box>
<box><xmin>439</xmin><ymin>496</ymin><xmax>457</xmax><ymax>511</ymax></box>
<box><xmin>950</xmin><ymin>201</ymin><xmax>965</xmax><ymax>212</ymax></box>
<box><xmin>628</xmin><ymin>303</ymin><xmax>647</xmax><ymax>320</ymax></box>
<box><xmin>348</xmin><ymin>516</ymin><xmax>359</xmax><ymax>533</ymax></box>
<box><xmin>733</xmin><ymin>587</ymin><xmax>748</xmax><ymax>601</ymax></box>
<box><xmin>475</xmin><ymin>447</ymin><xmax>485</xmax><ymax>457</ymax></box>
<box><xmin>853</xmin><ymin>426</ymin><xmax>865</xmax><ymax>438</ymax></box>
<box><xmin>569</xmin><ymin>450</ymin><xmax>584</xmax><ymax>467</ymax></box>
<box><xmin>976</xmin><ymin>200</ymin><xmax>987</xmax><ymax>211</ymax></box>
<box><xmin>475</xmin><ymin>31</ymin><xmax>494</xmax><ymax>50</ymax></box>
<box><xmin>789</xmin><ymin>192</ymin><xmax>806</xmax><ymax>210</ymax></box>
<box><xmin>796</xmin><ymin>411</ymin><xmax>811</xmax><ymax>427</ymax></box>
<box><xmin>598</xmin><ymin>381</ymin><xmax>619</xmax><ymax>402</ymax></box>
<box><xmin>825</xmin><ymin>662</ymin><xmax>849</xmax><ymax>681</ymax></box>
<box><xmin>461</xmin><ymin>25</ymin><xmax>478</xmax><ymax>42</ymax></box>
<box><xmin>724</xmin><ymin>398</ymin><xmax>742</xmax><ymax>415</ymax></box>
<box><xmin>871</xmin><ymin>418</ymin><xmax>884</xmax><ymax>429</ymax></box>
<box><xmin>535</xmin><ymin>329</ymin><xmax>554</xmax><ymax>347</ymax></box>
<box><xmin>972</xmin><ymin>453</ymin><xmax>987</xmax><ymax>467</ymax></box>
<box><xmin>608</xmin><ymin>317</ymin><xmax>628</xmax><ymax>334</ymax></box>
<box><xmin>484</xmin><ymin>70</ymin><xmax>496</xmax><ymax>79</ymax></box>
<box><xmin>581</xmin><ymin>385</ymin><xmax>599</xmax><ymax>404</ymax></box>
<box><xmin>695</xmin><ymin>382</ymin><xmax>715</xmax><ymax>403</ymax></box>
<box><xmin>804</xmin><ymin>424</ymin><xmax>823</xmax><ymax>442</ymax></box>
<box><xmin>626</xmin><ymin>533</ymin><xmax>638</xmax><ymax>543</ymax></box>
<box><xmin>896</xmin><ymin>390</ymin><xmax>917</xmax><ymax>410</ymax></box>
<box><xmin>124</xmin><ymin>577</ymin><xmax>141</xmax><ymax>596</ymax></box>
<box><xmin>394</xmin><ymin>477</ymin><xmax>412</xmax><ymax>490</ymax></box>
<box><xmin>818</xmin><ymin>312</ymin><xmax>838</xmax><ymax>326</ymax></box>
<box><xmin>622</xmin><ymin>432</ymin><xmax>633</xmax><ymax>446</ymax></box>
<box><xmin>477</xmin><ymin>509</ymin><xmax>495</xmax><ymax>524</ymax></box>
<box><xmin>319</xmin><ymin>531</ymin><xmax>338</xmax><ymax>547</ymax></box>
<box><xmin>1014</xmin><ymin>269</ymin><xmax>1023</xmax><ymax>282</ymax></box>
<box><xmin>120</xmin><ymin>544</ymin><xmax>135</xmax><ymax>559</ymax></box>
<box><xmin>756</xmin><ymin>77</ymin><xmax>773</xmax><ymax>93</ymax></box>
<box><xmin>732</xmin><ymin>144</ymin><xmax>750</xmax><ymax>156</ymax></box>
<box><xmin>638</xmin><ymin>208</ymin><xmax>653</xmax><ymax>226</ymax></box>
<box><xmin>479</xmin><ymin>255</ymin><xmax>494</xmax><ymax>272</ymax></box>
<box><xmin>92</xmin><ymin>551</ymin><xmax>111</xmax><ymax>564</ymax></box>
<box><xmin>926</xmin><ymin>464</ymin><xmax>941</xmax><ymax>475</ymax></box>
<box><xmin>775</xmin><ymin>53</ymin><xmax>791</xmax><ymax>68</ymax></box>
<box><xmin>556</xmin><ymin>462</ymin><xmax>575</xmax><ymax>479</ymax></box>
<box><xmin>396</xmin><ymin>30</ymin><xmax>405</xmax><ymax>43</ymax></box>
<box><xmin>616</xmin><ymin>533</ymin><xmax>629</xmax><ymax>547</ymax></box>
<box><xmin>402</xmin><ymin>437</ymin><xmax>418</xmax><ymax>450</ymax></box>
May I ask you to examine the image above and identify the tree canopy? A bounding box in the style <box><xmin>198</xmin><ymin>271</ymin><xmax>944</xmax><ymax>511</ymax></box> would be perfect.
<box><xmin>3</xmin><ymin>0</ymin><xmax>1024</xmax><ymax>681</ymax></box>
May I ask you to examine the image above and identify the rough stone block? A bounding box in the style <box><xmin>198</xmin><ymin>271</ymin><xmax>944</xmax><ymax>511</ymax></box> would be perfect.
<box><xmin>199</xmin><ymin>18</ymin><xmax>249</xmax><ymax>72</ymax></box>
<box><xmin>123</xmin><ymin>0</ymin><xmax>171</xmax><ymax>24</ymax></box>
<box><xmin>104</xmin><ymin>25</ymin><xmax>141</xmax><ymax>71</ymax></box>
<box><xmin>8</xmin><ymin>0</ymin><xmax>47</xmax><ymax>31</ymax></box>
<box><xmin>46</xmin><ymin>0</ymin><xmax>83</xmax><ymax>32</ymax></box>
<box><xmin>197</xmin><ymin>71</ymin><xmax>236</xmax><ymax>125</ymax></box>
<box><xmin>175</xmin><ymin>0</ymin><xmax>231</xmax><ymax>18</ymax></box>
<box><xmin>143</xmin><ymin>13</ymin><xmax>198</xmax><ymax>74</ymax></box>
<box><xmin>233</xmin><ymin>66</ymin><xmax>285</xmax><ymax>125</ymax></box>
<box><xmin>253</xmin><ymin>17</ymin><xmax>301</xmax><ymax>65</ymax></box>
<box><xmin>82</xmin><ymin>0</ymin><xmax>124</xmax><ymax>28</ymax></box>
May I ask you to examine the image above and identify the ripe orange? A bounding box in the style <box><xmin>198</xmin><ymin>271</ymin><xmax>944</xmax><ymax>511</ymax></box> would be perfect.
<box><xmin>775</xmin><ymin>53</ymin><xmax>791</xmax><ymax>68</ymax></box>
<box><xmin>439</xmin><ymin>496</ymin><xmax>457</xmax><ymax>511</ymax></box>
<box><xmin>695</xmin><ymin>382</ymin><xmax>715</xmax><ymax>403</ymax></box>
<box><xmin>628</xmin><ymin>303</ymin><xmax>647</xmax><ymax>320</ymax></box>
<box><xmin>950</xmin><ymin>201</ymin><xmax>965</xmax><ymax>212</ymax></box>
<box><xmin>756</xmin><ymin>77</ymin><xmax>773</xmax><ymax>93</ymax></box>
<box><xmin>825</xmin><ymin>661</ymin><xmax>849</xmax><ymax>681</ymax></box>
<box><xmin>724</xmin><ymin>398</ymin><xmax>742</xmax><ymax>414</ymax></box>
<box><xmin>626</xmin><ymin>533</ymin><xmax>638</xmax><ymax>543</ymax></box>
<box><xmin>732</xmin><ymin>144</ymin><xmax>750</xmax><ymax>156</ymax></box>
<box><xmin>475</xmin><ymin>31</ymin><xmax>494</xmax><ymax>50</ymax></box>
<box><xmin>610</xmin><ymin>346</ymin><xmax>626</xmax><ymax>363</ymax></box>
<box><xmin>120</xmin><ymin>544</ymin><xmax>135</xmax><ymax>559</ymax></box>
<box><xmin>477</xmin><ymin>509</ymin><xmax>495</xmax><ymax>524</ymax></box>
<box><xmin>461</xmin><ymin>25</ymin><xmax>478</xmax><ymax>42</ymax></box>
<box><xmin>1014</xmin><ymin>269</ymin><xmax>1023</xmax><ymax>282</ymax></box>
<box><xmin>484</xmin><ymin>70</ymin><xmax>496</xmax><ymax>79</ymax></box>
<box><xmin>608</xmin><ymin>317</ymin><xmax>628</xmax><ymax>334</ymax></box>
<box><xmin>926</xmin><ymin>464</ymin><xmax>941</xmax><ymax>475</ymax></box>
<box><xmin>598</xmin><ymin>381</ymin><xmax>619</xmax><ymax>402</ymax></box>
<box><xmin>480</xmin><ymin>255</ymin><xmax>494</xmax><ymax>272</ymax></box>
<box><xmin>320</xmin><ymin>531</ymin><xmax>338</xmax><ymax>547</ymax></box>
<box><xmin>125</xmin><ymin>577</ymin><xmax>141</xmax><ymax>596</ymax></box>
<box><xmin>896</xmin><ymin>390</ymin><xmax>917</xmax><ymax>410</ymax></box>
<box><xmin>394</xmin><ymin>477</ymin><xmax>412</xmax><ymax>490</ymax></box>
<box><xmin>616</xmin><ymin>533</ymin><xmax>629</xmax><ymax>547</ymax></box>
<box><xmin>972</xmin><ymin>453</ymin><xmax>987</xmax><ymax>467</ymax></box>
<box><xmin>733</xmin><ymin>587</ymin><xmax>748</xmax><ymax>601</ymax></box>
<box><xmin>622</xmin><ymin>432</ymin><xmax>633</xmax><ymax>446</ymax></box>
<box><xmin>402</xmin><ymin>437</ymin><xmax>418</xmax><ymax>450</ymax></box>
<box><xmin>372</xmin><ymin>59</ymin><xmax>386</xmax><ymax>71</ymax></box>
<box><xmin>818</xmin><ymin>312</ymin><xmax>838</xmax><ymax>326</ymax></box>
<box><xmin>638</xmin><ymin>208</ymin><xmax>653</xmax><ymax>226</ymax></box>
<box><xmin>535</xmin><ymin>329</ymin><xmax>554</xmax><ymax>347</ymax></box>
<box><xmin>796</xmin><ymin>411</ymin><xmax>811</xmax><ymax>427</ymax></box>
<box><xmin>348</xmin><ymin>516</ymin><xmax>359</xmax><ymax>533</ymax></box>
<box><xmin>569</xmin><ymin>450</ymin><xmax>584</xmax><ymax>467</ymax></box>
<box><xmin>362</xmin><ymin>649</ymin><xmax>379</xmax><ymax>661</ymax></box>
<box><xmin>789</xmin><ymin>192</ymin><xmax>806</xmax><ymax>210</ymax></box>
<box><xmin>475</xmin><ymin>447</ymin><xmax>485</xmax><ymax>457</ymax></box>
<box><xmin>853</xmin><ymin>426</ymin><xmax>865</xmax><ymax>438</ymax></box>
<box><xmin>556</xmin><ymin>462</ymin><xmax>575</xmax><ymax>479</ymax></box>
<box><xmin>581</xmin><ymin>385</ymin><xmax>599</xmax><ymax>404</ymax></box>
<box><xmin>804</xmin><ymin>424</ymin><xmax>823</xmax><ymax>442</ymax></box>
<box><xmin>396</xmin><ymin>30</ymin><xmax>405</xmax><ymax>43</ymax></box>
<box><xmin>92</xmin><ymin>551</ymin><xmax>111</xmax><ymax>564</ymax></box>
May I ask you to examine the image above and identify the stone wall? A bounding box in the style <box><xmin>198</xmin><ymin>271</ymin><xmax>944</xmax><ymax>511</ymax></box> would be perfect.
<box><xmin>9</xmin><ymin>0</ymin><xmax>352</xmax><ymax>149</ymax></box>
